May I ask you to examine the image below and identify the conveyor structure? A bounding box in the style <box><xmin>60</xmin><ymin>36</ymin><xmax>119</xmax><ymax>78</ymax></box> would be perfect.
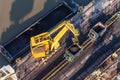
<box><xmin>64</xmin><ymin>22</ymin><xmax>106</xmax><ymax>62</ymax></box>
<box><xmin>40</xmin><ymin>11</ymin><xmax>120</xmax><ymax>80</ymax></box>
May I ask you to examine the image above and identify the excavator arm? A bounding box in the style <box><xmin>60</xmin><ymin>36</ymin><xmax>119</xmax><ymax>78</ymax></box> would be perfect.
<box><xmin>51</xmin><ymin>21</ymin><xmax>79</xmax><ymax>50</ymax></box>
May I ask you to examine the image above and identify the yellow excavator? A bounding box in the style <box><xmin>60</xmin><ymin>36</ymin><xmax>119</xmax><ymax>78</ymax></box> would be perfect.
<box><xmin>30</xmin><ymin>20</ymin><xmax>79</xmax><ymax>58</ymax></box>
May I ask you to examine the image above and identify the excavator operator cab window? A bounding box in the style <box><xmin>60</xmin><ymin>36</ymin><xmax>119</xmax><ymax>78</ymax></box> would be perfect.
<box><xmin>34</xmin><ymin>37</ymin><xmax>39</xmax><ymax>44</ymax></box>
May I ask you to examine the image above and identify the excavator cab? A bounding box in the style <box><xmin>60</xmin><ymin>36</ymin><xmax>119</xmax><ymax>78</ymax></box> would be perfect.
<box><xmin>30</xmin><ymin>32</ymin><xmax>51</xmax><ymax>58</ymax></box>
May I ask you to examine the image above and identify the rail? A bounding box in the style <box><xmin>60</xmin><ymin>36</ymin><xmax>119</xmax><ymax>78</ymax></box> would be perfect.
<box><xmin>105</xmin><ymin>11</ymin><xmax>120</xmax><ymax>28</ymax></box>
<box><xmin>41</xmin><ymin>60</ymin><xmax>68</xmax><ymax>80</ymax></box>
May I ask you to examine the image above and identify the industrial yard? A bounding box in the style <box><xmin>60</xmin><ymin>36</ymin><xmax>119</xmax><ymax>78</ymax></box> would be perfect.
<box><xmin>85</xmin><ymin>48</ymin><xmax>120</xmax><ymax>80</ymax></box>
<box><xmin>0</xmin><ymin>0</ymin><xmax>120</xmax><ymax>80</ymax></box>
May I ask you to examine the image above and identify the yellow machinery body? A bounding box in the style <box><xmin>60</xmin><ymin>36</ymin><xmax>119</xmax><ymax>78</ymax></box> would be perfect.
<box><xmin>30</xmin><ymin>21</ymin><xmax>79</xmax><ymax>58</ymax></box>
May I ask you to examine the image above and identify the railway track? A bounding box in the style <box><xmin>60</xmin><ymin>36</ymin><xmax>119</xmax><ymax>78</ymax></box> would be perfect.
<box><xmin>42</xmin><ymin>59</ymin><xmax>68</xmax><ymax>80</ymax></box>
